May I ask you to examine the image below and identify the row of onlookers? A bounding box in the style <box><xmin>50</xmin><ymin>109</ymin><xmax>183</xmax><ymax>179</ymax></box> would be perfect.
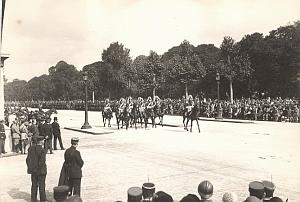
<box><xmin>4</xmin><ymin>97</ymin><xmax>299</xmax><ymax>122</ymax></box>
<box><xmin>122</xmin><ymin>180</ymin><xmax>286</xmax><ymax>202</ymax></box>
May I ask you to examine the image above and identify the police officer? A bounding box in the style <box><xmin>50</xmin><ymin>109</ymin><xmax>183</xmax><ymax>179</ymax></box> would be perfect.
<box><xmin>26</xmin><ymin>136</ymin><xmax>47</xmax><ymax>202</ymax></box>
<box><xmin>64</xmin><ymin>137</ymin><xmax>84</xmax><ymax>196</ymax></box>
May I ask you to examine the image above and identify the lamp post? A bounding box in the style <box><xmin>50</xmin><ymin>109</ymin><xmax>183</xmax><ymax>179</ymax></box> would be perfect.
<box><xmin>81</xmin><ymin>72</ymin><xmax>92</xmax><ymax>129</ymax></box>
<box><xmin>215</xmin><ymin>73</ymin><xmax>222</xmax><ymax>119</ymax></box>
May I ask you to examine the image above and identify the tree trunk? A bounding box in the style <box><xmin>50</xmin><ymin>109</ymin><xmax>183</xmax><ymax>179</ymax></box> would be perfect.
<box><xmin>185</xmin><ymin>83</ymin><xmax>188</xmax><ymax>99</ymax></box>
<box><xmin>229</xmin><ymin>79</ymin><xmax>233</xmax><ymax>104</ymax></box>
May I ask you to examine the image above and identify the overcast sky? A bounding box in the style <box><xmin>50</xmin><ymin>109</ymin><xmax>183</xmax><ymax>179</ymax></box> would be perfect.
<box><xmin>2</xmin><ymin>0</ymin><xmax>300</xmax><ymax>81</ymax></box>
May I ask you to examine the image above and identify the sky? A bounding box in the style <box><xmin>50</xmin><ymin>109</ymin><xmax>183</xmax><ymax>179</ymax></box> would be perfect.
<box><xmin>1</xmin><ymin>0</ymin><xmax>300</xmax><ymax>82</ymax></box>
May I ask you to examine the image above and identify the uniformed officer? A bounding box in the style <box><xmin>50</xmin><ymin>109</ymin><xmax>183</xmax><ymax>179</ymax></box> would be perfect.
<box><xmin>64</xmin><ymin>137</ymin><xmax>84</xmax><ymax>196</ymax></box>
<box><xmin>26</xmin><ymin>135</ymin><xmax>47</xmax><ymax>202</ymax></box>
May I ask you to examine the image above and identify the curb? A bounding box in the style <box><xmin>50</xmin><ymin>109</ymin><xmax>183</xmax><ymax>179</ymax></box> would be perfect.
<box><xmin>64</xmin><ymin>127</ymin><xmax>114</xmax><ymax>135</ymax></box>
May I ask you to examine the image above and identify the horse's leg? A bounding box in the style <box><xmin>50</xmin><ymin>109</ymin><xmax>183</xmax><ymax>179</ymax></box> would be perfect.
<box><xmin>190</xmin><ymin>119</ymin><xmax>193</xmax><ymax>133</ymax></box>
<box><xmin>196</xmin><ymin>119</ymin><xmax>200</xmax><ymax>133</ymax></box>
<box><xmin>185</xmin><ymin>118</ymin><xmax>189</xmax><ymax>131</ymax></box>
<box><xmin>183</xmin><ymin>116</ymin><xmax>187</xmax><ymax>130</ymax></box>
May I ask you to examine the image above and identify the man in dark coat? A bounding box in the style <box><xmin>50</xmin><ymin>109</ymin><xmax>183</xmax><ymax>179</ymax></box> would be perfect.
<box><xmin>52</xmin><ymin>117</ymin><xmax>64</xmax><ymax>150</ymax></box>
<box><xmin>43</xmin><ymin>117</ymin><xmax>53</xmax><ymax>154</ymax></box>
<box><xmin>0</xmin><ymin>120</ymin><xmax>6</xmax><ymax>156</ymax></box>
<box><xmin>63</xmin><ymin>137</ymin><xmax>84</xmax><ymax>196</ymax></box>
<box><xmin>26</xmin><ymin>136</ymin><xmax>47</xmax><ymax>202</ymax></box>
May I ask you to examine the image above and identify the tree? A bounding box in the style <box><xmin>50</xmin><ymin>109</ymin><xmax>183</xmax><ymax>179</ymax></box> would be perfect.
<box><xmin>136</xmin><ymin>51</ymin><xmax>164</xmax><ymax>99</ymax></box>
<box><xmin>48</xmin><ymin>61</ymin><xmax>81</xmax><ymax>100</ymax></box>
<box><xmin>164</xmin><ymin>40</ymin><xmax>206</xmax><ymax>98</ymax></box>
<box><xmin>219</xmin><ymin>36</ymin><xmax>253</xmax><ymax>103</ymax></box>
<box><xmin>4</xmin><ymin>79</ymin><xmax>31</xmax><ymax>101</ymax></box>
<box><xmin>27</xmin><ymin>75</ymin><xmax>55</xmax><ymax>100</ymax></box>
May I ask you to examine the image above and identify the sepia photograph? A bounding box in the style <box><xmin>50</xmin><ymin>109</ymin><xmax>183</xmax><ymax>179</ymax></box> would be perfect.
<box><xmin>0</xmin><ymin>0</ymin><xmax>299</xmax><ymax>201</ymax></box>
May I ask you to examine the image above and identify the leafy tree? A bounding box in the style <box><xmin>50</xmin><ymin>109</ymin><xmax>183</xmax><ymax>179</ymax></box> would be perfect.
<box><xmin>136</xmin><ymin>51</ymin><xmax>164</xmax><ymax>98</ymax></box>
<box><xmin>218</xmin><ymin>36</ymin><xmax>253</xmax><ymax>103</ymax></box>
<box><xmin>4</xmin><ymin>79</ymin><xmax>31</xmax><ymax>101</ymax></box>
<box><xmin>48</xmin><ymin>61</ymin><xmax>81</xmax><ymax>100</ymax></box>
<box><xmin>164</xmin><ymin>40</ymin><xmax>206</xmax><ymax>98</ymax></box>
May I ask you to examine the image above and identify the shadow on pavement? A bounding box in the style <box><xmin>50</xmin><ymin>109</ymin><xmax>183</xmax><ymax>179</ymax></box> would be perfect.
<box><xmin>8</xmin><ymin>188</ymin><xmax>54</xmax><ymax>202</ymax></box>
<box><xmin>8</xmin><ymin>188</ymin><xmax>31</xmax><ymax>202</ymax></box>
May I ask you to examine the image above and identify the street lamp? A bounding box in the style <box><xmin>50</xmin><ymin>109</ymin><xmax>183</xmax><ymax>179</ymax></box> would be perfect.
<box><xmin>215</xmin><ymin>73</ymin><xmax>222</xmax><ymax>119</ymax></box>
<box><xmin>81</xmin><ymin>72</ymin><xmax>92</xmax><ymax>129</ymax></box>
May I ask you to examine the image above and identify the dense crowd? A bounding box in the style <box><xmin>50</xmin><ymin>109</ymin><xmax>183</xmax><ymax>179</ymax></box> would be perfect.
<box><xmin>5</xmin><ymin>96</ymin><xmax>299</xmax><ymax>123</ymax></box>
<box><xmin>119</xmin><ymin>179</ymin><xmax>286</xmax><ymax>202</ymax></box>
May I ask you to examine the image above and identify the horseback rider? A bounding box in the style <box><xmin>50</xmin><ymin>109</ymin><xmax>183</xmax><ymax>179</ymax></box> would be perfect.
<box><xmin>127</xmin><ymin>96</ymin><xmax>134</xmax><ymax>113</ymax></box>
<box><xmin>119</xmin><ymin>98</ymin><xmax>126</xmax><ymax>114</ymax></box>
<box><xmin>186</xmin><ymin>95</ymin><xmax>195</xmax><ymax>113</ymax></box>
<box><xmin>146</xmin><ymin>97</ymin><xmax>155</xmax><ymax>109</ymax></box>
<box><xmin>104</xmin><ymin>99</ymin><xmax>111</xmax><ymax>112</ymax></box>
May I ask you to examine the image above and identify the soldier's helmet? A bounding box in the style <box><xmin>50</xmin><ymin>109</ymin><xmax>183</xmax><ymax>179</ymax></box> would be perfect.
<box><xmin>198</xmin><ymin>180</ymin><xmax>213</xmax><ymax>199</ymax></box>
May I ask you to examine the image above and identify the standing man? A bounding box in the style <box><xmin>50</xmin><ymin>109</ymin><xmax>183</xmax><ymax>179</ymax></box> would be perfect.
<box><xmin>64</xmin><ymin>137</ymin><xmax>84</xmax><ymax>196</ymax></box>
<box><xmin>0</xmin><ymin>120</ymin><xmax>6</xmax><ymax>156</ymax></box>
<box><xmin>26</xmin><ymin>136</ymin><xmax>47</xmax><ymax>202</ymax></box>
<box><xmin>43</xmin><ymin>117</ymin><xmax>53</xmax><ymax>154</ymax></box>
<box><xmin>52</xmin><ymin>117</ymin><xmax>64</xmax><ymax>150</ymax></box>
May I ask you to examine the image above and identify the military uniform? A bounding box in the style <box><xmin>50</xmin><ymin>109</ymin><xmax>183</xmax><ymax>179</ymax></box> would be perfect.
<box><xmin>63</xmin><ymin>137</ymin><xmax>84</xmax><ymax>196</ymax></box>
<box><xmin>43</xmin><ymin>118</ymin><xmax>53</xmax><ymax>154</ymax></box>
<box><xmin>26</xmin><ymin>136</ymin><xmax>47</xmax><ymax>202</ymax></box>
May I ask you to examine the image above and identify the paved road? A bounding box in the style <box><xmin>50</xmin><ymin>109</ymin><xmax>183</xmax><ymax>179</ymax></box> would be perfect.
<box><xmin>0</xmin><ymin>110</ymin><xmax>299</xmax><ymax>201</ymax></box>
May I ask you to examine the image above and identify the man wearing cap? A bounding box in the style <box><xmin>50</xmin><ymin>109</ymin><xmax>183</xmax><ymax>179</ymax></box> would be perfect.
<box><xmin>43</xmin><ymin>117</ymin><xmax>53</xmax><ymax>154</ymax></box>
<box><xmin>26</xmin><ymin>136</ymin><xmax>47</xmax><ymax>202</ymax></box>
<box><xmin>52</xmin><ymin>117</ymin><xmax>64</xmax><ymax>150</ymax></box>
<box><xmin>64</xmin><ymin>137</ymin><xmax>84</xmax><ymax>196</ymax></box>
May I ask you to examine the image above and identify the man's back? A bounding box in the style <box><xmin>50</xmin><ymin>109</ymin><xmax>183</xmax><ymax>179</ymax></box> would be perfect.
<box><xmin>64</xmin><ymin>146</ymin><xmax>84</xmax><ymax>178</ymax></box>
<box><xmin>26</xmin><ymin>144</ymin><xmax>47</xmax><ymax>175</ymax></box>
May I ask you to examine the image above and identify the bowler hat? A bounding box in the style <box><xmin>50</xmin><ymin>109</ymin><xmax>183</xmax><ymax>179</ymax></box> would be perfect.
<box><xmin>152</xmin><ymin>191</ymin><xmax>173</xmax><ymax>202</ymax></box>
<box><xmin>180</xmin><ymin>194</ymin><xmax>200</xmax><ymax>202</ymax></box>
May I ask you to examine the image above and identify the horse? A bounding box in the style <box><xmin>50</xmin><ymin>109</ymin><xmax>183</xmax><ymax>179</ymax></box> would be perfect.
<box><xmin>102</xmin><ymin>108</ymin><xmax>113</xmax><ymax>127</ymax></box>
<box><xmin>144</xmin><ymin>106</ymin><xmax>156</xmax><ymax>128</ymax></box>
<box><xmin>129</xmin><ymin>103</ymin><xmax>140</xmax><ymax>129</ymax></box>
<box><xmin>154</xmin><ymin>103</ymin><xmax>166</xmax><ymax>126</ymax></box>
<box><xmin>185</xmin><ymin>103</ymin><xmax>201</xmax><ymax>133</ymax></box>
<box><xmin>180</xmin><ymin>103</ymin><xmax>189</xmax><ymax>130</ymax></box>
<box><xmin>115</xmin><ymin>106</ymin><xmax>130</xmax><ymax>130</ymax></box>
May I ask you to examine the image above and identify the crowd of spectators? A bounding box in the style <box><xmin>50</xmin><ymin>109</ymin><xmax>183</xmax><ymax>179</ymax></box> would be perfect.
<box><xmin>121</xmin><ymin>179</ymin><xmax>286</xmax><ymax>202</ymax></box>
<box><xmin>5</xmin><ymin>97</ymin><xmax>299</xmax><ymax>123</ymax></box>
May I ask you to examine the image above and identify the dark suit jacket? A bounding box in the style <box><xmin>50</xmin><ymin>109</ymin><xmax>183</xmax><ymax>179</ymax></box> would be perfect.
<box><xmin>64</xmin><ymin>146</ymin><xmax>84</xmax><ymax>178</ymax></box>
<box><xmin>26</xmin><ymin>144</ymin><xmax>47</xmax><ymax>175</ymax></box>
<box><xmin>52</xmin><ymin>121</ymin><xmax>61</xmax><ymax>136</ymax></box>
<box><xmin>0</xmin><ymin>123</ymin><xmax>6</xmax><ymax>139</ymax></box>
<box><xmin>43</xmin><ymin>123</ymin><xmax>53</xmax><ymax>139</ymax></box>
